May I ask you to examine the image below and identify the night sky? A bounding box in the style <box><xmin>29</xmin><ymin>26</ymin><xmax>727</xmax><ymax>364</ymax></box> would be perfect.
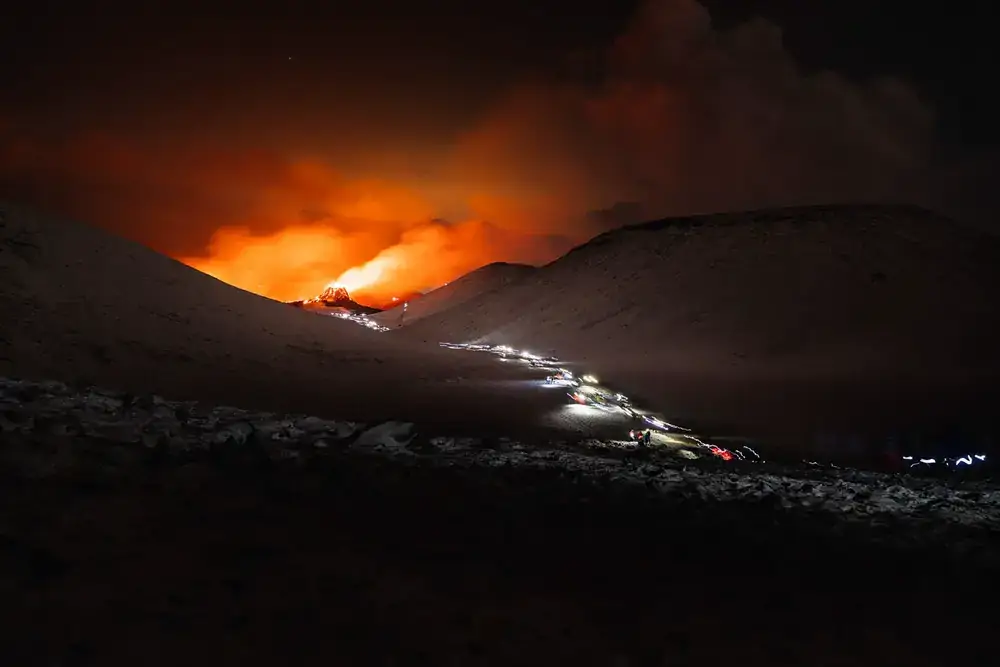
<box><xmin>1</xmin><ymin>0</ymin><xmax>996</xmax><ymax>301</ymax></box>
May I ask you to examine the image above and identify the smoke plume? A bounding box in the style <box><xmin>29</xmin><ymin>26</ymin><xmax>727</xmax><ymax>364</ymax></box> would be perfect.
<box><xmin>1</xmin><ymin>0</ymin><xmax>945</xmax><ymax>302</ymax></box>
<box><xmin>449</xmin><ymin>0</ymin><xmax>933</xmax><ymax>231</ymax></box>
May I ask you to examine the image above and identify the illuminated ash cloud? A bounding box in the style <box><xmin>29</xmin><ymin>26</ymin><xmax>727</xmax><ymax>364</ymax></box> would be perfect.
<box><xmin>0</xmin><ymin>0</ymin><xmax>964</xmax><ymax>305</ymax></box>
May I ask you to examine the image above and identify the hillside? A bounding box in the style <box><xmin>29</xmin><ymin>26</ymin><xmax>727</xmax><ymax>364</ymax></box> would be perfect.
<box><xmin>394</xmin><ymin>205</ymin><xmax>1000</xmax><ymax>443</ymax></box>
<box><xmin>372</xmin><ymin>262</ymin><xmax>536</xmax><ymax>327</ymax></box>
<box><xmin>0</xmin><ymin>203</ymin><xmax>561</xmax><ymax>435</ymax></box>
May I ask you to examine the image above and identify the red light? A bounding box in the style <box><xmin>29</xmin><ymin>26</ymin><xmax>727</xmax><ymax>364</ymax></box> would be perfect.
<box><xmin>708</xmin><ymin>445</ymin><xmax>734</xmax><ymax>461</ymax></box>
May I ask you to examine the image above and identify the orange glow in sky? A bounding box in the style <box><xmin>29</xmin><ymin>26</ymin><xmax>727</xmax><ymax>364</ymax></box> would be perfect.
<box><xmin>179</xmin><ymin>170</ymin><xmax>574</xmax><ymax>306</ymax></box>
<box><xmin>1</xmin><ymin>0</ymin><xmax>935</xmax><ymax>307</ymax></box>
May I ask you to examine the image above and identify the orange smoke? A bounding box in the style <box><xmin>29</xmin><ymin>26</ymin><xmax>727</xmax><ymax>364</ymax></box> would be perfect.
<box><xmin>1</xmin><ymin>0</ymin><xmax>946</xmax><ymax>305</ymax></box>
<box><xmin>186</xmin><ymin>216</ymin><xmax>566</xmax><ymax>305</ymax></box>
<box><xmin>1</xmin><ymin>121</ymin><xmax>585</xmax><ymax>304</ymax></box>
<box><xmin>326</xmin><ymin>219</ymin><xmax>550</xmax><ymax>305</ymax></box>
<box><xmin>183</xmin><ymin>225</ymin><xmax>365</xmax><ymax>303</ymax></box>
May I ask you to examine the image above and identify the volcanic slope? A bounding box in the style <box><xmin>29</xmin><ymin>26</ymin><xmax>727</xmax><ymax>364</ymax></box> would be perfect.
<box><xmin>0</xmin><ymin>203</ymin><xmax>557</xmax><ymax>434</ymax></box>
<box><xmin>395</xmin><ymin>205</ymin><xmax>1000</xmax><ymax>442</ymax></box>
<box><xmin>373</xmin><ymin>261</ymin><xmax>536</xmax><ymax>327</ymax></box>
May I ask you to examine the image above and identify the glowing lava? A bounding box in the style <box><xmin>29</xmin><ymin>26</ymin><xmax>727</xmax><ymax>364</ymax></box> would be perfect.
<box><xmin>181</xmin><ymin>209</ymin><xmax>559</xmax><ymax>306</ymax></box>
<box><xmin>327</xmin><ymin>255</ymin><xmax>396</xmax><ymax>297</ymax></box>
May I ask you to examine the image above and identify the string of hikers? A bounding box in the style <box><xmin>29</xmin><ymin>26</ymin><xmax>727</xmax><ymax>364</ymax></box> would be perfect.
<box><xmin>629</xmin><ymin>429</ymin><xmax>652</xmax><ymax>446</ymax></box>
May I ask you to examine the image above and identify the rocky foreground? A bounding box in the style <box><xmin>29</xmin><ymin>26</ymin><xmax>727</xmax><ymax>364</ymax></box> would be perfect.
<box><xmin>2</xmin><ymin>377</ymin><xmax>997</xmax><ymax>537</ymax></box>
<box><xmin>2</xmin><ymin>376</ymin><xmax>998</xmax><ymax>665</ymax></box>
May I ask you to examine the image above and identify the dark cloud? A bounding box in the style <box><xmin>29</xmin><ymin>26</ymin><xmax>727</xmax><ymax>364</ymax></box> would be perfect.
<box><xmin>452</xmin><ymin>0</ymin><xmax>937</xmax><ymax>232</ymax></box>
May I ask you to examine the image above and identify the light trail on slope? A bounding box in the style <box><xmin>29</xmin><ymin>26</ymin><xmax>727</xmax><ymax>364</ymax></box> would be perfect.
<box><xmin>437</xmin><ymin>340</ymin><xmax>746</xmax><ymax>462</ymax></box>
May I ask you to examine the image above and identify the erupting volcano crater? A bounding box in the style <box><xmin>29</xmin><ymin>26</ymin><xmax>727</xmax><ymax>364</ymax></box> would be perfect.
<box><xmin>288</xmin><ymin>284</ymin><xmax>382</xmax><ymax>315</ymax></box>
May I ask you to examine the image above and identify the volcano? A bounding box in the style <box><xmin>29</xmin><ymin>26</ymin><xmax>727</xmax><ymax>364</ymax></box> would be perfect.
<box><xmin>289</xmin><ymin>285</ymin><xmax>382</xmax><ymax>314</ymax></box>
<box><xmin>316</xmin><ymin>285</ymin><xmax>352</xmax><ymax>305</ymax></box>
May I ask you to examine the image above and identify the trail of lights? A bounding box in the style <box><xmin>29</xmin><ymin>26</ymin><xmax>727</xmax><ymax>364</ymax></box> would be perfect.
<box><xmin>443</xmin><ymin>339</ymin><xmax>996</xmax><ymax>473</ymax></box>
<box><xmin>438</xmin><ymin>341</ymin><xmax>752</xmax><ymax>463</ymax></box>
<box><xmin>304</xmin><ymin>326</ymin><xmax>992</xmax><ymax>473</ymax></box>
<box><xmin>332</xmin><ymin>312</ymin><xmax>389</xmax><ymax>331</ymax></box>
<box><xmin>904</xmin><ymin>453</ymin><xmax>988</xmax><ymax>469</ymax></box>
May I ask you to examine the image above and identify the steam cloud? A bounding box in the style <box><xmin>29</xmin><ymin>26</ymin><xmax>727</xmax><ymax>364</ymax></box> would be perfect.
<box><xmin>1</xmin><ymin>0</ymin><xmax>943</xmax><ymax>302</ymax></box>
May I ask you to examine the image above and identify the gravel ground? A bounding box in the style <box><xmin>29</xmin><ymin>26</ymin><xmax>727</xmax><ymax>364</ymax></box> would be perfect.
<box><xmin>2</xmin><ymin>376</ymin><xmax>998</xmax><ymax>665</ymax></box>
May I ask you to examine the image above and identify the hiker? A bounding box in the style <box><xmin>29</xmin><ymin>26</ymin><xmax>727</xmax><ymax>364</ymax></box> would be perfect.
<box><xmin>644</xmin><ymin>430</ymin><xmax>652</xmax><ymax>446</ymax></box>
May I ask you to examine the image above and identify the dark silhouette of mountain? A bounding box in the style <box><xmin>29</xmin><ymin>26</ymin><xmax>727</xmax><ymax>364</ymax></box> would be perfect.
<box><xmin>394</xmin><ymin>204</ymin><xmax>1000</xmax><ymax>449</ymax></box>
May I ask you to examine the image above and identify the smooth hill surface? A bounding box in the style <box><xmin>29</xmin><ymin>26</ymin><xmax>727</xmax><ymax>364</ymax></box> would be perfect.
<box><xmin>395</xmin><ymin>205</ymin><xmax>1000</xmax><ymax>445</ymax></box>
<box><xmin>373</xmin><ymin>261</ymin><xmax>536</xmax><ymax>327</ymax></box>
<box><xmin>0</xmin><ymin>203</ymin><xmax>561</xmax><ymax>435</ymax></box>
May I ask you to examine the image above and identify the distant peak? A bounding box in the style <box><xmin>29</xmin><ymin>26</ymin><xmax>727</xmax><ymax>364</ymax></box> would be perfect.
<box><xmin>318</xmin><ymin>285</ymin><xmax>351</xmax><ymax>304</ymax></box>
<box><xmin>288</xmin><ymin>284</ymin><xmax>383</xmax><ymax>314</ymax></box>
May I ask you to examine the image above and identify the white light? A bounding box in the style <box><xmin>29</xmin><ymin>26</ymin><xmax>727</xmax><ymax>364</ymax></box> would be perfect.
<box><xmin>440</xmin><ymin>338</ymin><xmax>710</xmax><ymax>446</ymax></box>
<box><xmin>974</xmin><ymin>454</ymin><xmax>987</xmax><ymax>461</ymax></box>
<box><xmin>644</xmin><ymin>417</ymin><xmax>667</xmax><ymax>429</ymax></box>
<box><xmin>956</xmin><ymin>456</ymin><xmax>972</xmax><ymax>466</ymax></box>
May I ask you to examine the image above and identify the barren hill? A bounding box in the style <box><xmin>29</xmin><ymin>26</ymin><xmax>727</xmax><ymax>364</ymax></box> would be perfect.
<box><xmin>394</xmin><ymin>205</ymin><xmax>1000</xmax><ymax>442</ymax></box>
<box><xmin>0</xmin><ymin>203</ymin><xmax>556</xmax><ymax>435</ymax></box>
<box><xmin>373</xmin><ymin>261</ymin><xmax>536</xmax><ymax>327</ymax></box>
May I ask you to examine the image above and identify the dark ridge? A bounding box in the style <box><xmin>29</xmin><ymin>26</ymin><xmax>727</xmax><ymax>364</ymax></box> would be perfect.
<box><xmin>561</xmin><ymin>204</ymin><xmax>995</xmax><ymax>261</ymax></box>
<box><xmin>626</xmin><ymin>203</ymin><xmax>944</xmax><ymax>233</ymax></box>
